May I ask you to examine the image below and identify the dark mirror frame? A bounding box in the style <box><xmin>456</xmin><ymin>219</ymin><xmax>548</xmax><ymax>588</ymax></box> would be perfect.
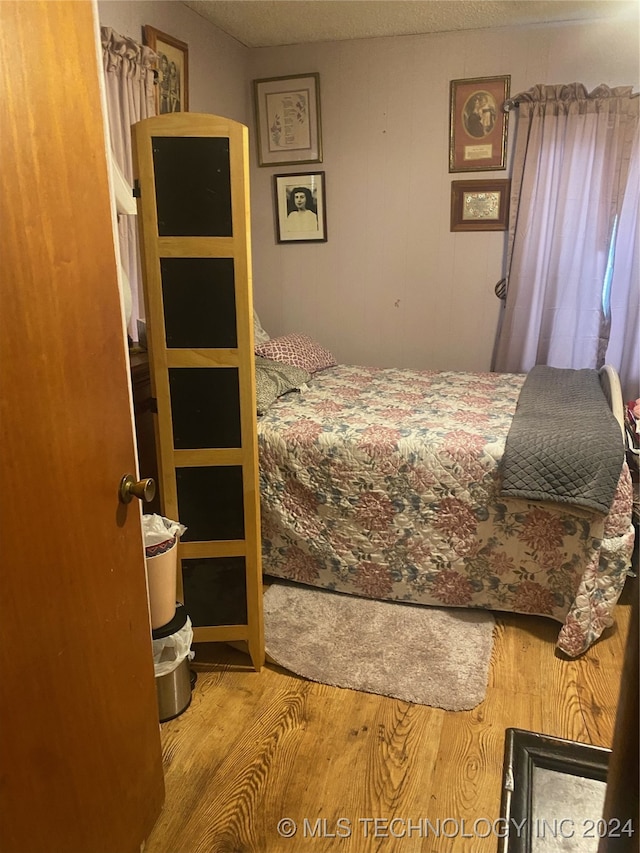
<box><xmin>498</xmin><ymin>728</ymin><xmax>612</xmax><ymax>853</ymax></box>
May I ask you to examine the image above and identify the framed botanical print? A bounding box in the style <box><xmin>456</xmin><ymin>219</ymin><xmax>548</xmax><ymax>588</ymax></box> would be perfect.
<box><xmin>274</xmin><ymin>172</ymin><xmax>327</xmax><ymax>243</ymax></box>
<box><xmin>450</xmin><ymin>179</ymin><xmax>511</xmax><ymax>231</ymax></box>
<box><xmin>253</xmin><ymin>73</ymin><xmax>322</xmax><ymax>167</ymax></box>
<box><xmin>143</xmin><ymin>25</ymin><xmax>189</xmax><ymax>114</ymax></box>
<box><xmin>449</xmin><ymin>75</ymin><xmax>510</xmax><ymax>172</ymax></box>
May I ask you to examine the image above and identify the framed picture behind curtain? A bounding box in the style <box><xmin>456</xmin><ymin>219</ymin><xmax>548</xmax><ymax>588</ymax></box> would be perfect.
<box><xmin>143</xmin><ymin>25</ymin><xmax>189</xmax><ymax>114</ymax></box>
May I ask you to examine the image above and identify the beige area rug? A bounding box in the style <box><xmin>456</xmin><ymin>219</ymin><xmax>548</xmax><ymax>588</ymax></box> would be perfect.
<box><xmin>263</xmin><ymin>582</ymin><xmax>496</xmax><ymax>711</ymax></box>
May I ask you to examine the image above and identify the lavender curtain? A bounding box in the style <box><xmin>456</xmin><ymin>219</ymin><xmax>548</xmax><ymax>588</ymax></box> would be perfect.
<box><xmin>493</xmin><ymin>84</ymin><xmax>639</xmax><ymax>387</ymax></box>
<box><xmin>101</xmin><ymin>27</ymin><xmax>156</xmax><ymax>340</ymax></box>
<box><xmin>604</xmin><ymin>125</ymin><xmax>639</xmax><ymax>401</ymax></box>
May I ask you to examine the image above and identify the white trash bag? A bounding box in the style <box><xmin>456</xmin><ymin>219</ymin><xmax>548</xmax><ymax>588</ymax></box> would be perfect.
<box><xmin>142</xmin><ymin>514</ymin><xmax>187</xmax><ymax>550</ymax></box>
<box><xmin>152</xmin><ymin>616</ymin><xmax>195</xmax><ymax>677</ymax></box>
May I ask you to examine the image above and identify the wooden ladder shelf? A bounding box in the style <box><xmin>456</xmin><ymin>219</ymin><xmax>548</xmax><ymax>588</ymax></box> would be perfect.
<box><xmin>132</xmin><ymin>113</ymin><xmax>264</xmax><ymax>670</ymax></box>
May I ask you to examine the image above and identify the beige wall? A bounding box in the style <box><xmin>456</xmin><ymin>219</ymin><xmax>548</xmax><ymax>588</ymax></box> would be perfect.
<box><xmin>249</xmin><ymin>17</ymin><xmax>639</xmax><ymax>371</ymax></box>
<box><xmin>97</xmin><ymin>3</ymin><xmax>639</xmax><ymax>372</ymax></box>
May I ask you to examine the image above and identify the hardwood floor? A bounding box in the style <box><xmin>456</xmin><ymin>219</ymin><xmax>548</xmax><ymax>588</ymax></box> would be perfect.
<box><xmin>144</xmin><ymin>585</ymin><xmax>633</xmax><ymax>853</ymax></box>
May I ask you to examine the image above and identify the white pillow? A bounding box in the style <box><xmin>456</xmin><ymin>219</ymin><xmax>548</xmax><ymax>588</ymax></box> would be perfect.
<box><xmin>253</xmin><ymin>309</ymin><xmax>271</xmax><ymax>345</ymax></box>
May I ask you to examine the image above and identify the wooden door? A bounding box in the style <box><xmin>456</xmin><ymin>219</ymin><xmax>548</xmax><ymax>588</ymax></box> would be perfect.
<box><xmin>0</xmin><ymin>3</ymin><xmax>165</xmax><ymax>852</ymax></box>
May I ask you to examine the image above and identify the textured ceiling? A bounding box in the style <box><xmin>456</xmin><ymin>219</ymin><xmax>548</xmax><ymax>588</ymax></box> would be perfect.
<box><xmin>183</xmin><ymin>0</ymin><xmax>639</xmax><ymax>47</ymax></box>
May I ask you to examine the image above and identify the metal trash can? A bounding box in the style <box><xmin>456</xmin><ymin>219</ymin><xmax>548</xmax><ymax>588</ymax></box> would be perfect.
<box><xmin>152</xmin><ymin>604</ymin><xmax>195</xmax><ymax>722</ymax></box>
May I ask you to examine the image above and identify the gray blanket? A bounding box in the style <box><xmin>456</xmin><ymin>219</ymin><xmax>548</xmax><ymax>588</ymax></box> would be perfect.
<box><xmin>500</xmin><ymin>366</ymin><xmax>624</xmax><ymax>514</ymax></box>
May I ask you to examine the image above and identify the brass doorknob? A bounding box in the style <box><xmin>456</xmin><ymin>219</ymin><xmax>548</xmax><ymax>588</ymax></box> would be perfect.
<box><xmin>119</xmin><ymin>474</ymin><xmax>156</xmax><ymax>504</ymax></box>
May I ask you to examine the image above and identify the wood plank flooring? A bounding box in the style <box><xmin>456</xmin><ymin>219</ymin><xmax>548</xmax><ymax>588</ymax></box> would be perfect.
<box><xmin>144</xmin><ymin>585</ymin><xmax>633</xmax><ymax>853</ymax></box>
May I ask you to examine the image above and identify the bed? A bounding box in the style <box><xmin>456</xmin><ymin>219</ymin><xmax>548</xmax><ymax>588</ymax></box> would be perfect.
<box><xmin>253</xmin><ymin>334</ymin><xmax>635</xmax><ymax>658</ymax></box>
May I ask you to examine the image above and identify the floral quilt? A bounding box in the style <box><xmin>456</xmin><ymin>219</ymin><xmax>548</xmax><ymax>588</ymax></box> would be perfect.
<box><xmin>257</xmin><ymin>366</ymin><xmax>635</xmax><ymax>657</ymax></box>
